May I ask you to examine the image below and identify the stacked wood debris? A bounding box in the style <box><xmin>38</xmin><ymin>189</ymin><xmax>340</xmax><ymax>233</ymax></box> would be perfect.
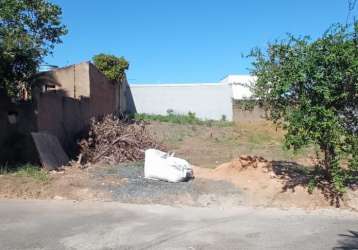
<box><xmin>78</xmin><ymin>115</ymin><xmax>164</xmax><ymax>165</ymax></box>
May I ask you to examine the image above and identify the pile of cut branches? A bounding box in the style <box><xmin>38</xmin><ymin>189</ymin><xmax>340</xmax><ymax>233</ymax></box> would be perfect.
<box><xmin>78</xmin><ymin>115</ymin><xmax>164</xmax><ymax>165</ymax></box>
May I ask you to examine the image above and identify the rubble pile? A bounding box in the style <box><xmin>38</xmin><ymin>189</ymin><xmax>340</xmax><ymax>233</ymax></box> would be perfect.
<box><xmin>237</xmin><ymin>155</ymin><xmax>270</xmax><ymax>169</ymax></box>
<box><xmin>213</xmin><ymin>154</ymin><xmax>271</xmax><ymax>173</ymax></box>
<box><xmin>78</xmin><ymin>115</ymin><xmax>164</xmax><ymax>165</ymax></box>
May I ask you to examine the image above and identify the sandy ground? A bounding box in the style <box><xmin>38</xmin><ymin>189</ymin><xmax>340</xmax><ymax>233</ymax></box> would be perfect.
<box><xmin>192</xmin><ymin>158</ymin><xmax>334</xmax><ymax>209</ymax></box>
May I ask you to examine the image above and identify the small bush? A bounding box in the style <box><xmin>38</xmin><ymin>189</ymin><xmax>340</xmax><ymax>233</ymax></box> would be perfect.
<box><xmin>93</xmin><ymin>53</ymin><xmax>129</xmax><ymax>81</ymax></box>
<box><xmin>15</xmin><ymin>164</ymin><xmax>49</xmax><ymax>182</ymax></box>
<box><xmin>0</xmin><ymin>164</ymin><xmax>49</xmax><ymax>182</ymax></box>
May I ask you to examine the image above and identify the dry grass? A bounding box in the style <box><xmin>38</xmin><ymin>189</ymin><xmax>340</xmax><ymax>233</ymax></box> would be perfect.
<box><xmin>147</xmin><ymin>120</ymin><xmax>313</xmax><ymax>168</ymax></box>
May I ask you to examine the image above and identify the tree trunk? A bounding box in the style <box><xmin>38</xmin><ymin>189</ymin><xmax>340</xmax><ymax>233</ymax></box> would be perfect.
<box><xmin>322</xmin><ymin>143</ymin><xmax>336</xmax><ymax>180</ymax></box>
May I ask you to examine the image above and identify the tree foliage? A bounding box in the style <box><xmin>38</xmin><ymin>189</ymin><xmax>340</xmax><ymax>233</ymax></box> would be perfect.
<box><xmin>92</xmin><ymin>53</ymin><xmax>129</xmax><ymax>82</ymax></box>
<box><xmin>0</xmin><ymin>0</ymin><xmax>67</xmax><ymax>97</ymax></box>
<box><xmin>249</xmin><ymin>22</ymin><xmax>358</xmax><ymax>194</ymax></box>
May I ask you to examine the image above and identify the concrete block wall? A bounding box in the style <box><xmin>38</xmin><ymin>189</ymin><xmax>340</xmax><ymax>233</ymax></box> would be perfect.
<box><xmin>120</xmin><ymin>78</ymin><xmax>136</xmax><ymax>114</ymax></box>
<box><xmin>88</xmin><ymin>63</ymin><xmax>117</xmax><ymax>118</ymax></box>
<box><xmin>0</xmin><ymin>61</ymin><xmax>132</xmax><ymax>163</ymax></box>
<box><xmin>35</xmin><ymin>62</ymin><xmax>123</xmax><ymax>152</ymax></box>
<box><xmin>41</xmin><ymin>62</ymin><xmax>91</xmax><ymax>99</ymax></box>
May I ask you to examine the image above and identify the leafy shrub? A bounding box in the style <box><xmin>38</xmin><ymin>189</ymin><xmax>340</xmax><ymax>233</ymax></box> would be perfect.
<box><xmin>249</xmin><ymin>22</ymin><xmax>358</xmax><ymax>197</ymax></box>
<box><xmin>92</xmin><ymin>53</ymin><xmax>129</xmax><ymax>82</ymax></box>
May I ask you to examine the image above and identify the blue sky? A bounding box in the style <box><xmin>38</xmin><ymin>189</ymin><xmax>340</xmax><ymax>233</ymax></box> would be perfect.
<box><xmin>47</xmin><ymin>0</ymin><xmax>356</xmax><ymax>83</ymax></box>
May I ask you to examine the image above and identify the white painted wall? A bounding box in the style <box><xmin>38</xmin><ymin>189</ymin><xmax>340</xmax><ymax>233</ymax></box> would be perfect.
<box><xmin>129</xmin><ymin>83</ymin><xmax>233</xmax><ymax>121</ymax></box>
<box><xmin>128</xmin><ymin>75</ymin><xmax>257</xmax><ymax>121</ymax></box>
<box><xmin>220</xmin><ymin>75</ymin><xmax>256</xmax><ymax>100</ymax></box>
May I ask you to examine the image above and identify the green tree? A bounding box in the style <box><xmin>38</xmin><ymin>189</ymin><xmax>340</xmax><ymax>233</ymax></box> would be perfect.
<box><xmin>0</xmin><ymin>0</ymin><xmax>67</xmax><ymax>98</ymax></box>
<box><xmin>249</xmin><ymin>22</ymin><xmax>358</xmax><ymax>195</ymax></box>
<box><xmin>92</xmin><ymin>53</ymin><xmax>129</xmax><ymax>82</ymax></box>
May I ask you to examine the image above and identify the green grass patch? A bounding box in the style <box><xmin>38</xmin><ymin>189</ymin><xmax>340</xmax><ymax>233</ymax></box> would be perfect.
<box><xmin>134</xmin><ymin>112</ymin><xmax>233</xmax><ymax>127</ymax></box>
<box><xmin>0</xmin><ymin>164</ymin><xmax>49</xmax><ymax>182</ymax></box>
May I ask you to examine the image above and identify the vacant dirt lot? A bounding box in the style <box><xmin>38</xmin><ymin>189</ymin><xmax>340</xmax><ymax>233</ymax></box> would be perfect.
<box><xmin>147</xmin><ymin>121</ymin><xmax>314</xmax><ymax>168</ymax></box>
<box><xmin>0</xmin><ymin>121</ymin><xmax>357</xmax><ymax>210</ymax></box>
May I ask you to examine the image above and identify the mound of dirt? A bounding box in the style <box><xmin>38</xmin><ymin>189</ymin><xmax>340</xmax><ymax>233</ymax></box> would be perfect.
<box><xmin>194</xmin><ymin>155</ymin><xmax>271</xmax><ymax>180</ymax></box>
<box><xmin>193</xmin><ymin>155</ymin><xmax>347</xmax><ymax>209</ymax></box>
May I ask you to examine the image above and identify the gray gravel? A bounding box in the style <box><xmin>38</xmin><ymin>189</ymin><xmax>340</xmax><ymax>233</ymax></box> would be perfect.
<box><xmin>92</xmin><ymin>163</ymin><xmax>244</xmax><ymax>206</ymax></box>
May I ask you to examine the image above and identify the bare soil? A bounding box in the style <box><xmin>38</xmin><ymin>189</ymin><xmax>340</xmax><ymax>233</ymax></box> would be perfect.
<box><xmin>0</xmin><ymin>167</ymin><xmax>110</xmax><ymax>201</ymax></box>
<box><xmin>192</xmin><ymin>159</ymin><xmax>333</xmax><ymax>209</ymax></box>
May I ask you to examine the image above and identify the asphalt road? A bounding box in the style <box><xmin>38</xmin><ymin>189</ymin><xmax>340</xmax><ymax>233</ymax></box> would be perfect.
<box><xmin>0</xmin><ymin>200</ymin><xmax>357</xmax><ymax>250</ymax></box>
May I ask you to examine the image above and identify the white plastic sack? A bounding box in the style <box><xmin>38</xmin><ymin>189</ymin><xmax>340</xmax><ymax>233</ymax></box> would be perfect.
<box><xmin>144</xmin><ymin>149</ymin><xmax>193</xmax><ymax>182</ymax></box>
